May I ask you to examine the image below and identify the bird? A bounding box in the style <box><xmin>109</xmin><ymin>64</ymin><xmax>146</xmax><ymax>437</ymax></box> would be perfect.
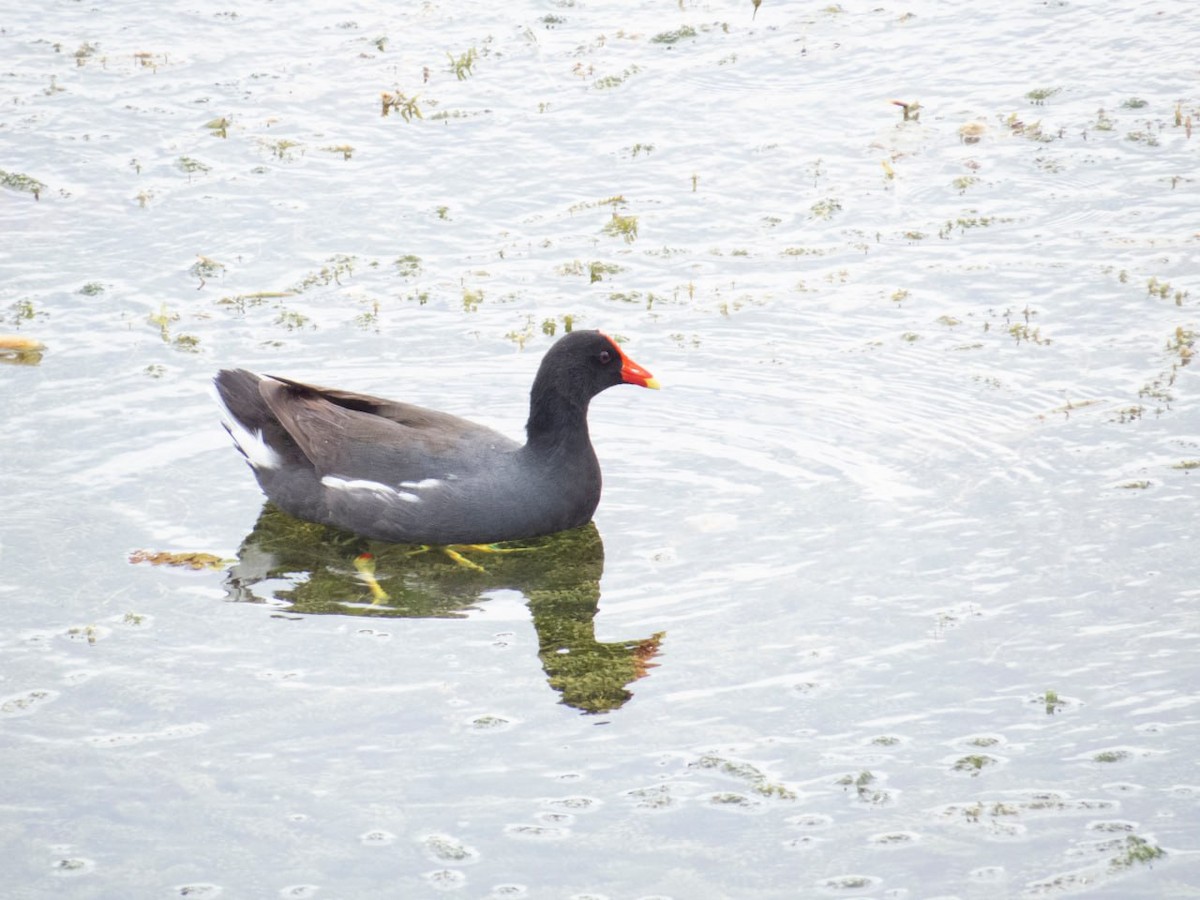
<box><xmin>213</xmin><ymin>330</ymin><xmax>659</xmax><ymax>545</ymax></box>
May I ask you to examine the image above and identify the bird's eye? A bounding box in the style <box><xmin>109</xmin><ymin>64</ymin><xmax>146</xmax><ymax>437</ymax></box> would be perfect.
<box><xmin>599</xmin><ymin>350</ymin><xmax>612</xmax><ymax>364</ymax></box>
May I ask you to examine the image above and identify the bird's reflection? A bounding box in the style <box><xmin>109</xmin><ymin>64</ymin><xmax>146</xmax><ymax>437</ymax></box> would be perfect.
<box><xmin>224</xmin><ymin>504</ymin><xmax>663</xmax><ymax>714</ymax></box>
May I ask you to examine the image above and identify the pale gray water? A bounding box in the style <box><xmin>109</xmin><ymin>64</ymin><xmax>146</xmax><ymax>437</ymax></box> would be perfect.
<box><xmin>2</xmin><ymin>1</ymin><xmax>1198</xmax><ymax>897</ymax></box>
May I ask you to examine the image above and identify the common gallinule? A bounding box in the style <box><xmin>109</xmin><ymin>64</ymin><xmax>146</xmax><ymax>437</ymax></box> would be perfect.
<box><xmin>214</xmin><ymin>330</ymin><xmax>659</xmax><ymax>544</ymax></box>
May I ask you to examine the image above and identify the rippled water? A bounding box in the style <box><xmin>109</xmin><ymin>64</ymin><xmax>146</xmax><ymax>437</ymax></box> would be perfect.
<box><xmin>3</xmin><ymin>1</ymin><xmax>1199</xmax><ymax>897</ymax></box>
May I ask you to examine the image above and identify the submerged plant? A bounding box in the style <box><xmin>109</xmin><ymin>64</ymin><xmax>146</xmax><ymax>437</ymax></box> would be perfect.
<box><xmin>1025</xmin><ymin>86</ymin><xmax>1060</xmax><ymax>105</ymax></box>
<box><xmin>651</xmin><ymin>25</ymin><xmax>697</xmax><ymax>44</ymax></box>
<box><xmin>1110</xmin><ymin>835</ymin><xmax>1165</xmax><ymax>870</ymax></box>
<box><xmin>381</xmin><ymin>90</ymin><xmax>422</xmax><ymax>121</ymax></box>
<box><xmin>602</xmin><ymin>212</ymin><xmax>639</xmax><ymax>243</ymax></box>
<box><xmin>0</xmin><ymin>169</ymin><xmax>47</xmax><ymax>200</ymax></box>
<box><xmin>447</xmin><ymin>47</ymin><xmax>477</xmax><ymax>80</ymax></box>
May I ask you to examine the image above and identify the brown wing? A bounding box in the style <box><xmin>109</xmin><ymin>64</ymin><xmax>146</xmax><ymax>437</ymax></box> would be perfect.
<box><xmin>258</xmin><ymin>376</ymin><xmax>518</xmax><ymax>481</ymax></box>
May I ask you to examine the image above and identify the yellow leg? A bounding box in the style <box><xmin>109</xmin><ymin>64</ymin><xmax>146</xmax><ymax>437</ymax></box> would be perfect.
<box><xmin>353</xmin><ymin>553</ymin><xmax>391</xmax><ymax>603</ymax></box>
<box><xmin>406</xmin><ymin>542</ymin><xmax>536</xmax><ymax>572</ymax></box>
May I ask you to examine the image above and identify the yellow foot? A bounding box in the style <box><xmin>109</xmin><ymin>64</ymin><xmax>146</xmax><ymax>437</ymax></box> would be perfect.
<box><xmin>407</xmin><ymin>542</ymin><xmax>536</xmax><ymax>572</ymax></box>
<box><xmin>353</xmin><ymin>553</ymin><xmax>391</xmax><ymax>603</ymax></box>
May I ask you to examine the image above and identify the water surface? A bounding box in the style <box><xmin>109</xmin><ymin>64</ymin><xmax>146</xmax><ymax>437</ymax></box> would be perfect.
<box><xmin>2</xmin><ymin>1</ymin><xmax>1198</xmax><ymax>897</ymax></box>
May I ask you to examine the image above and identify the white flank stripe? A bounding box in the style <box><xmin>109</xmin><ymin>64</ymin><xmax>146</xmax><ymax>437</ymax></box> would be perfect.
<box><xmin>321</xmin><ymin>476</ymin><xmax>410</xmax><ymax>500</ymax></box>
<box><xmin>398</xmin><ymin>478</ymin><xmax>442</xmax><ymax>490</ymax></box>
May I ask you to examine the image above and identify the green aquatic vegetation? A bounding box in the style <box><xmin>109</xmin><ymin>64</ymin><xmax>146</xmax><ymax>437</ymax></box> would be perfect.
<box><xmin>809</xmin><ymin>198</ymin><xmax>841</xmax><ymax>220</ymax></box>
<box><xmin>541</xmin><ymin>315</ymin><xmax>574</xmax><ymax>336</ymax></box>
<box><xmin>427</xmin><ymin>108</ymin><xmax>490</xmax><ymax>122</ymax></box>
<box><xmin>262</xmin><ymin>138</ymin><xmax>302</xmax><ymax>160</ymax></box>
<box><xmin>691</xmin><ymin>754</ymin><xmax>796</xmax><ymax>800</ymax></box>
<box><xmin>275</xmin><ymin>310</ymin><xmax>312</xmax><ymax>331</ymax></box>
<box><xmin>568</xmin><ymin>194</ymin><xmax>627</xmax><ymax>214</ymax></box>
<box><xmin>1146</xmin><ymin>275</ymin><xmax>1189</xmax><ymax>305</ymax></box>
<box><xmin>651</xmin><ymin>25</ymin><xmax>697</xmax><ymax>44</ymax></box>
<box><xmin>462</xmin><ymin>287</ymin><xmax>484</xmax><ymax>312</ymax></box>
<box><xmin>821</xmin><ymin>876</ymin><xmax>873</xmax><ymax>891</ymax></box>
<box><xmin>1009</xmin><ymin>322</ymin><xmax>1050</xmax><ymax>345</ymax></box>
<box><xmin>173</xmin><ymin>334</ymin><xmax>201</xmax><ymax>352</ymax></box>
<box><xmin>189</xmin><ymin>256</ymin><xmax>226</xmax><ymax>288</ymax></box>
<box><xmin>78</xmin><ymin>282</ymin><xmax>105</xmax><ymax>296</ymax></box>
<box><xmin>589</xmin><ymin>261</ymin><xmax>622</xmax><ymax>282</ymax></box>
<box><xmin>937</xmin><ymin>215</ymin><xmax>1000</xmax><ymax>239</ymax></box>
<box><xmin>447</xmin><ymin>47</ymin><xmax>477</xmax><ymax>80</ymax></box>
<box><xmin>953</xmin><ymin>175</ymin><xmax>979</xmax><ymax>194</ymax></box>
<box><xmin>626</xmin><ymin>142</ymin><xmax>654</xmax><ymax>157</ymax></box>
<box><xmin>471</xmin><ymin>715</ymin><xmax>509</xmax><ymax>730</ymax></box>
<box><xmin>593</xmin><ymin>65</ymin><xmax>640</xmax><ymax>89</ymax></box>
<box><xmin>1092</xmin><ymin>107</ymin><xmax>1116</xmax><ymax>131</ymax></box>
<box><xmin>176</xmin><ymin>156</ymin><xmax>211</xmax><ymax>177</ymax></box>
<box><xmin>1120</xmin><ymin>97</ymin><xmax>1149</xmax><ymax>109</ymax></box>
<box><xmin>321</xmin><ymin>144</ymin><xmax>355</xmax><ymax>160</ymax></box>
<box><xmin>1003</xmin><ymin>113</ymin><xmax>1053</xmax><ymax>142</ymax></box>
<box><xmin>1025</xmin><ymin>86</ymin><xmax>1060</xmax><ymax>105</ymax></box>
<box><xmin>843</xmin><ymin>771</ymin><xmax>889</xmax><ymax>804</ymax></box>
<box><xmin>1167</xmin><ymin>325</ymin><xmax>1194</xmax><ymax>358</ymax></box>
<box><xmin>1110</xmin><ymin>835</ymin><xmax>1165</xmax><ymax>869</ymax></box>
<box><xmin>609</xmin><ymin>291</ymin><xmax>643</xmax><ymax>304</ymax></box>
<box><xmin>781</xmin><ymin>247</ymin><xmax>826</xmax><ymax>256</ymax></box>
<box><xmin>354</xmin><ymin>300</ymin><xmax>381</xmax><ymax>330</ymax></box>
<box><xmin>1172</xmin><ymin>459</ymin><xmax>1200</xmax><ymax>470</ymax></box>
<box><xmin>1041</xmin><ymin>689</ymin><xmax>1065</xmax><ymax>714</ymax></box>
<box><xmin>381</xmin><ymin>90</ymin><xmax>422</xmax><ymax>121</ymax></box>
<box><xmin>871</xmin><ymin>735</ymin><xmax>901</xmax><ymax>746</ymax></box>
<box><xmin>1126</xmin><ymin>129</ymin><xmax>1160</xmax><ymax>147</ymax></box>
<box><xmin>74</xmin><ymin>41</ymin><xmax>99</xmax><ymax>65</ymax></box>
<box><xmin>133</xmin><ymin>51</ymin><xmax>168</xmax><ymax>70</ymax></box>
<box><xmin>291</xmin><ymin>255</ymin><xmax>356</xmax><ymax>292</ymax></box>
<box><xmin>626</xmin><ymin>785</ymin><xmax>674</xmax><ymax>810</ymax></box>
<box><xmin>67</xmin><ymin>625</ymin><xmax>98</xmax><ymax>645</ymax></box>
<box><xmin>1093</xmin><ymin>749</ymin><xmax>1131</xmax><ymax>763</ymax></box>
<box><xmin>936</xmin><ymin>315</ymin><xmax>961</xmax><ymax>327</ymax></box>
<box><xmin>953</xmin><ymin>754</ymin><xmax>996</xmax><ymax>774</ymax></box>
<box><xmin>1118</xmin><ymin>480</ymin><xmax>1151</xmax><ymax>490</ymax></box>
<box><xmin>204</xmin><ymin>116</ymin><xmax>230</xmax><ymax>138</ymax></box>
<box><xmin>602</xmin><ymin>212</ymin><xmax>639</xmax><ymax>242</ymax></box>
<box><xmin>123</xmin><ymin>612</ymin><xmax>145</xmax><ymax>625</ymax></box>
<box><xmin>901</xmin><ymin>332</ymin><xmax>921</xmax><ymax>342</ymax></box>
<box><xmin>423</xmin><ymin>834</ymin><xmax>476</xmax><ymax>862</ymax></box>
<box><xmin>215</xmin><ymin>291</ymin><xmax>292</xmax><ymax>311</ymax></box>
<box><xmin>0</xmin><ymin>169</ymin><xmax>47</xmax><ymax>200</ymax></box>
<box><xmin>505</xmin><ymin>316</ymin><xmax>538</xmax><ymax>349</ymax></box>
<box><xmin>395</xmin><ymin>254</ymin><xmax>423</xmax><ymax>277</ymax></box>
<box><xmin>709</xmin><ymin>792</ymin><xmax>754</xmax><ymax>807</ymax></box>
<box><xmin>966</xmin><ymin>736</ymin><xmax>1000</xmax><ymax>748</ymax></box>
<box><xmin>0</xmin><ymin>690</ymin><xmax>52</xmax><ymax>715</ymax></box>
